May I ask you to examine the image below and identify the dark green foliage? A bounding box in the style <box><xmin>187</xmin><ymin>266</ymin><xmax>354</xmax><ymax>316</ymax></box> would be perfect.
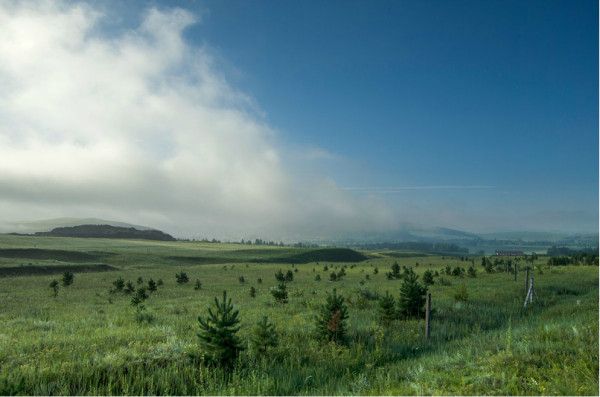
<box><xmin>250</xmin><ymin>316</ymin><xmax>278</xmax><ymax>356</ymax></box>
<box><xmin>124</xmin><ymin>281</ymin><xmax>135</xmax><ymax>294</ymax></box>
<box><xmin>422</xmin><ymin>270</ymin><xmax>435</xmax><ymax>285</ymax></box>
<box><xmin>284</xmin><ymin>270</ymin><xmax>294</xmax><ymax>282</ymax></box>
<box><xmin>176</xmin><ymin>272</ymin><xmax>189</xmax><ymax>284</ymax></box>
<box><xmin>373</xmin><ymin>266</ymin><xmax>379</xmax><ymax>274</ymax></box>
<box><xmin>315</xmin><ymin>289</ymin><xmax>349</xmax><ymax>344</ymax></box>
<box><xmin>329</xmin><ymin>272</ymin><xmax>338</xmax><ymax>281</ymax></box>
<box><xmin>194</xmin><ymin>279</ymin><xmax>202</xmax><ymax>290</ymax></box>
<box><xmin>454</xmin><ymin>284</ymin><xmax>469</xmax><ymax>302</ymax></box>
<box><xmin>249</xmin><ymin>286</ymin><xmax>256</xmax><ymax>298</ymax></box>
<box><xmin>270</xmin><ymin>282</ymin><xmax>288</xmax><ymax>303</ymax></box>
<box><xmin>385</xmin><ymin>272</ymin><xmax>394</xmax><ymax>280</ymax></box>
<box><xmin>315</xmin><ymin>274</ymin><xmax>321</xmax><ymax>281</ymax></box>
<box><xmin>397</xmin><ymin>271</ymin><xmax>427</xmax><ymax>318</ymax></box>
<box><xmin>451</xmin><ymin>266</ymin><xmax>465</xmax><ymax>277</ymax></box>
<box><xmin>323</xmin><ymin>265</ymin><xmax>328</xmax><ymax>272</ymax></box>
<box><xmin>131</xmin><ymin>287</ymin><xmax>148</xmax><ymax>306</ymax></box>
<box><xmin>238</xmin><ymin>276</ymin><xmax>245</xmax><ymax>284</ymax></box>
<box><xmin>444</xmin><ymin>265</ymin><xmax>452</xmax><ymax>275</ymax></box>
<box><xmin>112</xmin><ymin>277</ymin><xmax>125</xmax><ymax>292</ymax></box>
<box><xmin>49</xmin><ymin>279</ymin><xmax>59</xmax><ymax>297</ymax></box>
<box><xmin>147</xmin><ymin>278</ymin><xmax>157</xmax><ymax>292</ymax></box>
<box><xmin>365</xmin><ymin>274</ymin><xmax>370</xmax><ymax>280</ymax></box>
<box><xmin>467</xmin><ymin>265</ymin><xmax>477</xmax><ymax>278</ymax></box>
<box><xmin>391</xmin><ymin>262</ymin><xmax>401</xmax><ymax>279</ymax></box>
<box><xmin>378</xmin><ymin>291</ymin><xmax>396</xmax><ymax>324</ymax></box>
<box><xmin>197</xmin><ymin>291</ymin><xmax>243</xmax><ymax>368</ymax></box>
<box><xmin>157</xmin><ymin>279</ymin><xmax>163</xmax><ymax>286</ymax></box>
<box><xmin>136</xmin><ymin>276</ymin><xmax>143</xmax><ymax>285</ymax></box>
<box><xmin>62</xmin><ymin>271</ymin><xmax>74</xmax><ymax>287</ymax></box>
<box><xmin>257</xmin><ymin>277</ymin><xmax>262</xmax><ymax>284</ymax></box>
<box><xmin>275</xmin><ymin>269</ymin><xmax>285</xmax><ymax>282</ymax></box>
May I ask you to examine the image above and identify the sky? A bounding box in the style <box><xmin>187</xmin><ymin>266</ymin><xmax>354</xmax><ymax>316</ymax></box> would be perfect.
<box><xmin>0</xmin><ymin>0</ymin><xmax>597</xmax><ymax>239</ymax></box>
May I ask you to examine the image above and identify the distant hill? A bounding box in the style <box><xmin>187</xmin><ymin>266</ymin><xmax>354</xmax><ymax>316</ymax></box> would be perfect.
<box><xmin>6</xmin><ymin>217</ymin><xmax>154</xmax><ymax>234</ymax></box>
<box><xmin>35</xmin><ymin>224</ymin><xmax>176</xmax><ymax>241</ymax></box>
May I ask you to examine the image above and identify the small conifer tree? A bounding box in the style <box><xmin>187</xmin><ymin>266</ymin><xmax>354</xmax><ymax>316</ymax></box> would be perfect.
<box><xmin>467</xmin><ymin>265</ymin><xmax>477</xmax><ymax>277</ymax></box>
<box><xmin>176</xmin><ymin>272</ymin><xmax>189</xmax><ymax>284</ymax></box>
<box><xmin>284</xmin><ymin>270</ymin><xmax>294</xmax><ymax>282</ymax></box>
<box><xmin>112</xmin><ymin>277</ymin><xmax>125</xmax><ymax>292</ymax></box>
<box><xmin>315</xmin><ymin>289</ymin><xmax>349</xmax><ymax>344</ymax></box>
<box><xmin>250</xmin><ymin>316</ymin><xmax>278</xmax><ymax>356</ymax></box>
<box><xmin>62</xmin><ymin>271</ymin><xmax>74</xmax><ymax>287</ymax></box>
<box><xmin>147</xmin><ymin>278</ymin><xmax>157</xmax><ymax>292</ymax></box>
<box><xmin>124</xmin><ymin>281</ymin><xmax>135</xmax><ymax>294</ymax></box>
<box><xmin>397</xmin><ymin>271</ymin><xmax>427</xmax><ymax>318</ymax></box>
<box><xmin>136</xmin><ymin>276</ymin><xmax>144</xmax><ymax>285</ymax></box>
<box><xmin>131</xmin><ymin>287</ymin><xmax>148</xmax><ymax>306</ymax></box>
<box><xmin>239</xmin><ymin>276</ymin><xmax>245</xmax><ymax>284</ymax></box>
<box><xmin>315</xmin><ymin>274</ymin><xmax>321</xmax><ymax>281</ymax></box>
<box><xmin>422</xmin><ymin>270</ymin><xmax>435</xmax><ymax>285</ymax></box>
<box><xmin>194</xmin><ymin>279</ymin><xmax>202</xmax><ymax>290</ymax></box>
<box><xmin>275</xmin><ymin>269</ymin><xmax>285</xmax><ymax>282</ymax></box>
<box><xmin>391</xmin><ymin>262</ymin><xmax>401</xmax><ymax>279</ymax></box>
<box><xmin>197</xmin><ymin>291</ymin><xmax>243</xmax><ymax>368</ymax></box>
<box><xmin>378</xmin><ymin>291</ymin><xmax>396</xmax><ymax>324</ymax></box>
<box><xmin>249</xmin><ymin>286</ymin><xmax>256</xmax><ymax>298</ymax></box>
<box><xmin>49</xmin><ymin>279</ymin><xmax>59</xmax><ymax>297</ymax></box>
<box><xmin>270</xmin><ymin>282</ymin><xmax>288</xmax><ymax>303</ymax></box>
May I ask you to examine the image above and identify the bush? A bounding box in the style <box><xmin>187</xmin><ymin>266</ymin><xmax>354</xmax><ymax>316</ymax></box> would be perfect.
<box><xmin>444</xmin><ymin>265</ymin><xmax>452</xmax><ymax>275</ymax></box>
<box><xmin>451</xmin><ymin>266</ymin><xmax>465</xmax><ymax>277</ymax></box>
<box><xmin>329</xmin><ymin>272</ymin><xmax>338</xmax><ymax>282</ymax></box>
<box><xmin>397</xmin><ymin>271</ymin><xmax>427</xmax><ymax>318</ymax></box>
<box><xmin>422</xmin><ymin>270</ymin><xmax>435</xmax><ymax>285</ymax></box>
<box><xmin>378</xmin><ymin>291</ymin><xmax>396</xmax><ymax>324</ymax></box>
<box><xmin>391</xmin><ymin>262</ymin><xmax>401</xmax><ymax>279</ymax></box>
<box><xmin>131</xmin><ymin>287</ymin><xmax>148</xmax><ymax>307</ymax></box>
<box><xmin>270</xmin><ymin>282</ymin><xmax>288</xmax><ymax>303</ymax></box>
<box><xmin>124</xmin><ymin>281</ymin><xmax>135</xmax><ymax>294</ymax></box>
<box><xmin>249</xmin><ymin>286</ymin><xmax>256</xmax><ymax>298</ymax></box>
<box><xmin>275</xmin><ymin>269</ymin><xmax>285</xmax><ymax>282</ymax></box>
<box><xmin>197</xmin><ymin>291</ymin><xmax>243</xmax><ymax>368</ymax></box>
<box><xmin>373</xmin><ymin>267</ymin><xmax>379</xmax><ymax>274</ymax></box>
<box><xmin>194</xmin><ymin>279</ymin><xmax>202</xmax><ymax>290</ymax></box>
<box><xmin>257</xmin><ymin>277</ymin><xmax>262</xmax><ymax>284</ymax></box>
<box><xmin>454</xmin><ymin>284</ymin><xmax>469</xmax><ymax>302</ymax></box>
<box><xmin>136</xmin><ymin>276</ymin><xmax>143</xmax><ymax>285</ymax></box>
<box><xmin>315</xmin><ymin>274</ymin><xmax>321</xmax><ymax>281</ymax></box>
<box><xmin>112</xmin><ymin>277</ymin><xmax>125</xmax><ymax>292</ymax></box>
<box><xmin>467</xmin><ymin>265</ymin><xmax>477</xmax><ymax>278</ymax></box>
<box><xmin>284</xmin><ymin>270</ymin><xmax>294</xmax><ymax>282</ymax></box>
<box><xmin>62</xmin><ymin>271</ymin><xmax>74</xmax><ymax>287</ymax></box>
<box><xmin>157</xmin><ymin>279</ymin><xmax>164</xmax><ymax>286</ymax></box>
<box><xmin>176</xmin><ymin>272</ymin><xmax>189</xmax><ymax>284</ymax></box>
<box><xmin>250</xmin><ymin>316</ymin><xmax>278</xmax><ymax>356</ymax></box>
<box><xmin>49</xmin><ymin>279</ymin><xmax>59</xmax><ymax>297</ymax></box>
<box><xmin>147</xmin><ymin>278</ymin><xmax>157</xmax><ymax>292</ymax></box>
<box><xmin>238</xmin><ymin>276</ymin><xmax>245</xmax><ymax>284</ymax></box>
<box><xmin>315</xmin><ymin>289</ymin><xmax>349</xmax><ymax>344</ymax></box>
<box><xmin>323</xmin><ymin>265</ymin><xmax>328</xmax><ymax>272</ymax></box>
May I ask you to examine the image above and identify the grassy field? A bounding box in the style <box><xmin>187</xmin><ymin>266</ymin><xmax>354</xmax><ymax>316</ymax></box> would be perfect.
<box><xmin>0</xmin><ymin>235</ymin><xmax>597</xmax><ymax>395</ymax></box>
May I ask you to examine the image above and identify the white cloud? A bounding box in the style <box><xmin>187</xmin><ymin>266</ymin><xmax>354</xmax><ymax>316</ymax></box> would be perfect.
<box><xmin>0</xmin><ymin>1</ymin><xmax>395</xmax><ymax>239</ymax></box>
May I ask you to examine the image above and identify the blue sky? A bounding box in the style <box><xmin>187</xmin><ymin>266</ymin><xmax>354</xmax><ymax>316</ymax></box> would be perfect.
<box><xmin>0</xmin><ymin>0</ymin><xmax>597</xmax><ymax>237</ymax></box>
<box><xmin>163</xmin><ymin>0</ymin><xmax>598</xmax><ymax>232</ymax></box>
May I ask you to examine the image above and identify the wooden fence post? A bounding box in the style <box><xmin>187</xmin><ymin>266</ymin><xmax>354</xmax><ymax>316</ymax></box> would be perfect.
<box><xmin>425</xmin><ymin>293</ymin><xmax>431</xmax><ymax>340</ymax></box>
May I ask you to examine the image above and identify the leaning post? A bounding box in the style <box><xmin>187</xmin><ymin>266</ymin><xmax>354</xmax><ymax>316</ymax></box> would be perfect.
<box><xmin>425</xmin><ymin>292</ymin><xmax>431</xmax><ymax>340</ymax></box>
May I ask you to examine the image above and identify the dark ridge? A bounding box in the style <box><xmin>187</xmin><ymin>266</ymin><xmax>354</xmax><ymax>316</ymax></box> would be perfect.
<box><xmin>381</xmin><ymin>252</ymin><xmax>429</xmax><ymax>258</ymax></box>
<box><xmin>35</xmin><ymin>224</ymin><xmax>176</xmax><ymax>241</ymax></box>
<box><xmin>0</xmin><ymin>264</ymin><xmax>118</xmax><ymax>277</ymax></box>
<box><xmin>0</xmin><ymin>248</ymin><xmax>103</xmax><ymax>262</ymax></box>
<box><xmin>263</xmin><ymin>248</ymin><xmax>368</xmax><ymax>263</ymax></box>
<box><xmin>169</xmin><ymin>248</ymin><xmax>368</xmax><ymax>265</ymax></box>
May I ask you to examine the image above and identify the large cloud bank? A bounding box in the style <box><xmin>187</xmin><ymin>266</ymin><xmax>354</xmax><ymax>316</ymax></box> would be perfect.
<box><xmin>0</xmin><ymin>1</ymin><xmax>394</xmax><ymax>239</ymax></box>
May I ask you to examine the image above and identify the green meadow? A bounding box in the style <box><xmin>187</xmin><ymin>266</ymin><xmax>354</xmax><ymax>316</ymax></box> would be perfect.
<box><xmin>0</xmin><ymin>235</ymin><xmax>597</xmax><ymax>395</ymax></box>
